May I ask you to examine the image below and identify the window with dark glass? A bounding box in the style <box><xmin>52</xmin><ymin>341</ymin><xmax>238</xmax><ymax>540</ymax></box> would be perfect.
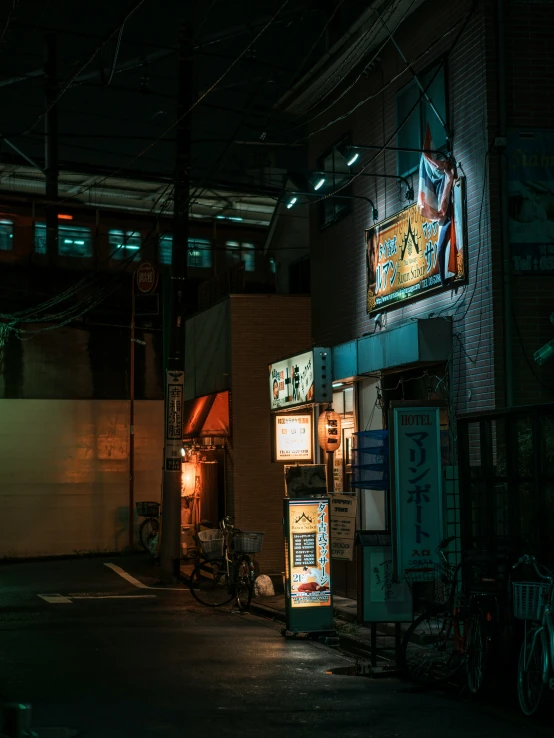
<box><xmin>109</xmin><ymin>229</ymin><xmax>141</xmax><ymax>259</ymax></box>
<box><xmin>318</xmin><ymin>140</ymin><xmax>352</xmax><ymax>228</ymax></box>
<box><xmin>0</xmin><ymin>220</ymin><xmax>14</xmax><ymax>251</ymax></box>
<box><xmin>34</xmin><ymin>223</ymin><xmax>93</xmax><ymax>257</ymax></box>
<box><xmin>396</xmin><ymin>63</ymin><xmax>448</xmax><ymax>177</ymax></box>
<box><xmin>289</xmin><ymin>255</ymin><xmax>310</xmax><ymax>294</ymax></box>
<box><xmin>159</xmin><ymin>235</ymin><xmax>212</xmax><ymax>268</ymax></box>
<box><xmin>226</xmin><ymin>241</ymin><xmax>256</xmax><ymax>272</ymax></box>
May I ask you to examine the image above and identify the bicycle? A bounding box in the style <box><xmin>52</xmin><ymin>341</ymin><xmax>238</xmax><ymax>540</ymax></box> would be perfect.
<box><xmin>400</xmin><ymin>536</ymin><xmax>468</xmax><ymax>687</ymax></box>
<box><xmin>463</xmin><ymin>550</ymin><xmax>514</xmax><ymax>695</ymax></box>
<box><xmin>512</xmin><ymin>554</ymin><xmax>554</xmax><ymax>716</ymax></box>
<box><xmin>189</xmin><ymin>516</ymin><xmax>264</xmax><ymax>612</ymax></box>
<box><xmin>135</xmin><ymin>501</ymin><xmax>160</xmax><ymax>552</ymax></box>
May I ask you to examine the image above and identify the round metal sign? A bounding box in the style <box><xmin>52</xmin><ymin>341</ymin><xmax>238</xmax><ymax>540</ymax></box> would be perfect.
<box><xmin>136</xmin><ymin>262</ymin><xmax>157</xmax><ymax>293</ymax></box>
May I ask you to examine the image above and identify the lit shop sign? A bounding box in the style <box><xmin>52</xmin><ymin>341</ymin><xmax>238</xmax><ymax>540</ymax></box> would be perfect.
<box><xmin>366</xmin><ymin>178</ymin><xmax>466</xmax><ymax>315</ymax></box>
<box><xmin>275</xmin><ymin>414</ymin><xmax>312</xmax><ymax>461</ymax></box>
<box><xmin>392</xmin><ymin>407</ymin><xmax>443</xmax><ymax>578</ymax></box>
<box><xmin>287</xmin><ymin>499</ymin><xmax>331</xmax><ymax>609</ymax></box>
<box><xmin>269</xmin><ymin>348</ymin><xmax>331</xmax><ymax>410</ymax></box>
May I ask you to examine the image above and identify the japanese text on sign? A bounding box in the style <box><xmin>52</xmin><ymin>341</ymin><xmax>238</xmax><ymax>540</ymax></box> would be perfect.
<box><xmin>275</xmin><ymin>414</ymin><xmax>312</xmax><ymax>461</ymax></box>
<box><xmin>293</xmin><ymin>533</ymin><xmax>316</xmax><ymax>567</ymax></box>
<box><xmin>393</xmin><ymin>407</ymin><xmax>442</xmax><ymax>579</ymax></box>
<box><xmin>288</xmin><ymin>500</ymin><xmax>332</xmax><ymax>609</ymax></box>
<box><xmin>166</xmin><ymin>377</ymin><xmax>184</xmax><ymax>440</ymax></box>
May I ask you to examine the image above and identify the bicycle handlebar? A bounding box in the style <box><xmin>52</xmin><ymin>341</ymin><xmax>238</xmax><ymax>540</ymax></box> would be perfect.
<box><xmin>512</xmin><ymin>554</ymin><xmax>553</xmax><ymax>582</ymax></box>
<box><xmin>438</xmin><ymin>536</ymin><xmax>456</xmax><ymax>550</ymax></box>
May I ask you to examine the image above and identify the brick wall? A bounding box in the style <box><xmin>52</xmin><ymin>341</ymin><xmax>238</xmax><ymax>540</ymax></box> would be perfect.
<box><xmin>229</xmin><ymin>294</ymin><xmax>312</xmax><ymax>573</ymax></box>
<box><xmin>306</xmin><ymin>0</ymin><xmax>495</xmax><ymax>421</ymax></box>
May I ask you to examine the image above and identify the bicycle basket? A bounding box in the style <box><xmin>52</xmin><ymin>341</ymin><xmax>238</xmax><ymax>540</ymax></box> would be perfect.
<box><xmin>197</xmin><ymin>529</ymin><xmax>225</xmax><ymax>561</ymax></box>
<box><xmin>232</xmin><ymin>531</ymin><xmax>264</xmax><ymax>554</ymax></box>
<box><xmin>135</xmin><ymin>501</ymin><xmax>160</xmax><ymax>517</ymax></box>
<box><xmin>404</xmin><ymin>563</ymin><xmax>456</xmax><ymax>608</ymax></box>
<box><xmin>512</xmin><ymin>581</ymin><xmax>550</xmax><ymax>621</ymax></box>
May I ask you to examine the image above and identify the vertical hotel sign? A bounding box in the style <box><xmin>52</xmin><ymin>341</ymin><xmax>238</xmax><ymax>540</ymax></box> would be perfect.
<box><xmin>287</xmin><ymin>499</ymin><xmax>331</xmax><ymax>609</ymax></box>
<box><xmin>165</xmin><ymin>370</ymin><xmax>184</xmax><ymax>472</ymax></box>
<box><xmin>392</xmin><ymin>407</ymin><xmax>443</xmax><ymax>578</ymax></box>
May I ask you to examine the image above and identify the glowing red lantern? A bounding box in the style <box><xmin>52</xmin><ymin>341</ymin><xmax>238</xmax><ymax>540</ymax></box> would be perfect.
<box><xmin>318</xmin><ymin>408</ymin><xmax>342</xmax><ymax>453</ymax></box>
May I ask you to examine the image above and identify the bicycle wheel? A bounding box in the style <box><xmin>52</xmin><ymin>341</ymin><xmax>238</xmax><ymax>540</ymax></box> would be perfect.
<box><xmin>466</xmin><ymin>609</ymin><xmax>489</xmax><ymax>694</ymax></box>
<box><xmin>517</xmin><ymin>628</ymin><xmax>545</xmax><ymax>716</ymax></box>
<box><xmin>400</xmin><ymin>610</ymin><xmax>464</xmax><ymax>687</ymax></box>
<box><xmin>139</xmin><ymin>517</ymin><xmax>159</xmax><ymax>552</ymax></box>
<box><xmin>234</xmin><ymin>555</ymin><xmax>254</xmax><ymax>612</ymax></box>
<box><xmin>189</xmin><ymin>559</ymin><xmax>234</xmax><ymax>607</ymax></box>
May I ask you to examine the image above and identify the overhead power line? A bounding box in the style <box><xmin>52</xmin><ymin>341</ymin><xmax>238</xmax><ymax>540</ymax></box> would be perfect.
<box><xmin>22</xmin><ymin>0</ymin><xmax>149</xmax><ymax>135</ymax></box>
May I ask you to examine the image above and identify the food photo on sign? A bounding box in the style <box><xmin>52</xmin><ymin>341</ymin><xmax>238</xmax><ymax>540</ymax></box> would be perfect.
<box><xmin>366</xmin><ymin>126</ymin><xmax>466</xmax><ymax>315</ymax></box>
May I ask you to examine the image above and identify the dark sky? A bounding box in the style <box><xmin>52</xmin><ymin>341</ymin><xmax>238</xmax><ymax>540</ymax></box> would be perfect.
<box><xmin>0</xmin><ymin>0</ymin><xmax>361</xmax><ymax>185</ymax></box>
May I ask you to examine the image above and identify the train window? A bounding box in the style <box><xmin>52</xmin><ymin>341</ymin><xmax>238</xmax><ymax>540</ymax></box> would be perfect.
<box><xmin>34</xmin><ymin>223</ymin><xmax>92</xmax><ymax>257</ymax></box>
<box><xmin>109</xmin><ymin>229</ymin><xmax>141</xmax><ymax>259</ymax></box>
<box><xmin>158</xmin><ymin>235</ymin><xmax>212</xmax><ymax>268</ymax></box>
<box><xmin>0</xmin><ymin>220</ymin><xmax>14</xmax><ymax>251</ymax></box>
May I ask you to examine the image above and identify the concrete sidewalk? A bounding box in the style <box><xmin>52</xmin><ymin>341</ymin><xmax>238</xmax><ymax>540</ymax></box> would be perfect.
<box><xmin>180</xmin><ymin>561</ymin><xmax>403</xmax><ymax>669</ymax></box>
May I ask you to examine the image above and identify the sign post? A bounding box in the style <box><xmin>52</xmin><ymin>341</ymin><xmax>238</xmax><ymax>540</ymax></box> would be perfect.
<box><xmin>390</xmin><ymin>405</ymin><xmax>443</xmax><ymax>580</ymax></box>
<box><xmin>283</xmin><ymin>497</ymin><xmax>334</xmax><ymax>634</ymax></box>
<box><xmin>329</xmin><ymin>494</ymin><xmax>358</xmax><ymax>561</ymax></box>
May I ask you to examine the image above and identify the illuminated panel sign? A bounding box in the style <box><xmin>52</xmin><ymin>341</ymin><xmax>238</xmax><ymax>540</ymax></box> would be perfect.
<box><xmin>287</xmin><ymin>499</ymin><xmax>331</xmax><ymax>609</ymax></box>
<box><xmin>392</xmin><ymin>406</ymin><xmax>443</xmax><ymax>578</ymax></box>
<box><xmin>366</xmin><ymin>179</ymin><xmax>466</xmax><ymax>314</ymax></box>
<box><xmin>269</xmin><ymin>348</ymin><xmax>331</xmax><ymax>410</ymax></box>
<box><xmin>275</xmin><ymin>414</ymin><xmax>312</xmax><ymax>461</ymax></box>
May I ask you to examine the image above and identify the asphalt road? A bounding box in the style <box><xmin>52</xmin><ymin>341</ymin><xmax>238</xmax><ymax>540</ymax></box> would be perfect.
<box><xmin>0</xmin><ymin>555</ymin><xmax>551</xmax><ymax>738</ymax></box>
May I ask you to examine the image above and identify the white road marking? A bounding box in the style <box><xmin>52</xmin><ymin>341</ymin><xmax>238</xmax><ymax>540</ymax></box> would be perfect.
<box><xmin>103</xmin><ymin>563</ymin><xmax>150</xmax><ymax>588</ymax></box>
<box><xmin>38</xmin><ymin>594</ymin><xmax>73</xmax><ymax>604</ymax></box>
<box><xmin>71</xmin><ymin>595</ymin><xmax>157</xmax><ymax>600</ymax></box>
<box><xmin>103</xmin><ymin>563</ymin><xmax>190</xmax><ymax>591</ymax></box>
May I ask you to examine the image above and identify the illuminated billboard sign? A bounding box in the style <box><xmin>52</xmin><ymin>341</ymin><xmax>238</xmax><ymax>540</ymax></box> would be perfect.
<box><xmin>391</xmin><ymin>406</ymin><xmax>443</xmax><ymax>579</ymax></box>
<box><xmin>286</xmin><ymin>499</ymin><xmax>331</xmax><ymax>609</ymax></box>
<box><xmin>269</xmin><ymin>348</ymin><xmax>331</xmax><ymax>411</ymax></box>
<box><xmin>274</xmin><ymin>414</ymin><xmax>312</xmax><ymax>462</ymax></box>
<box><xmin>366</xmin><ymin>176</ymin><xmax>466</xmax><ymax>315</ymax></box>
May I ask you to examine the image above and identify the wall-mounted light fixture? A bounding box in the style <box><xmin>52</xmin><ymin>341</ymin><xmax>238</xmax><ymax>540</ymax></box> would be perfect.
<box><xmin>313</xmin><ymin>166</ymin><xmax>415</xmax><ymax>203</ymax></box>
<box><xmin>534</xmin><ymin>339</ymin><xmax>554</xmax><ymax>366</ymax></box>
<box><xmin>285</xmin><ymin>190</ymin><xmax>378</xmax><ymax>222</ymax></box>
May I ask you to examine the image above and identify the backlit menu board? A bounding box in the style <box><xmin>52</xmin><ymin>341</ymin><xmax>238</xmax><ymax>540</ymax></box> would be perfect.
<box><xmin>286</xmin><ymin>499</ymin><xmax>331</xmax><ymax>609</ymax></box>
<box><xmin>274</xmin><ymin>413</ymin><xmax>312</xmax><ymax>461</ymax></box>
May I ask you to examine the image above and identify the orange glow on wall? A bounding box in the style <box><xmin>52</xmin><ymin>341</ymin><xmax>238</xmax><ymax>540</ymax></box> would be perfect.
<box><xmin>57</xmin><ymin>213</ymin><xmax>73</xmax><ymax>220</ymax></box>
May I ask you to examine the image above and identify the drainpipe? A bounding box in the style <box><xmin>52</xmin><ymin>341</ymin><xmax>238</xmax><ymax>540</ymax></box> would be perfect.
<box><xmin>498</xmin><ymin>0</ymin><xmax>513</xmax><ymax>407</ymax></box>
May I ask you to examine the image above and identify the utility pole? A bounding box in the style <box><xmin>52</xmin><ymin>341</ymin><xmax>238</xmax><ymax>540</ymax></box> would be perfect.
<box><xmin>129</xmin><ymin>276</ymin><xmax>136</xmax><ymax>552</ymax></box>
<box><xmin>160</xmin><ymin>21</ymin><xmax>193</xmax><ymax>582</ymax></box>
<box><xmin>44</xmin><ymin>34</ymin><xmax>58</xmax><ymax>266</ymax></box>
